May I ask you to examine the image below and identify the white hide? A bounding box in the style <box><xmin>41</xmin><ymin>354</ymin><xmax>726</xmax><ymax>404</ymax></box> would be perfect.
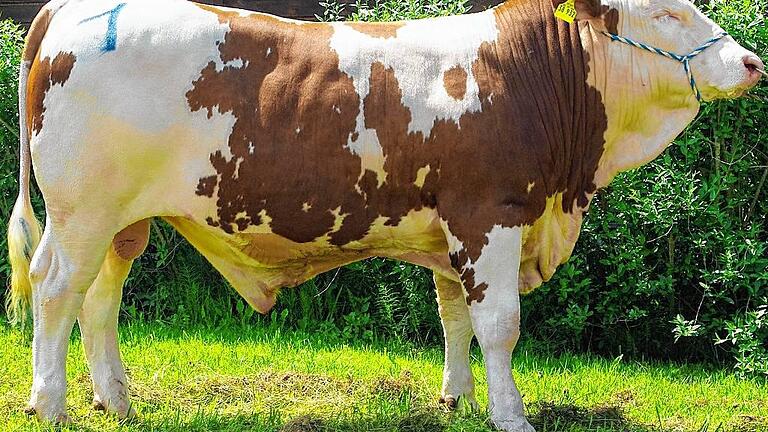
<box><xmin>34</xmin><ymin>0</ymin><xmax>237</xmax><ymax>225</ymax></box>
<box><xmin>25</xmin><ymin>0</ymin><xmax>237</xmax><ymax>421</ymax></box>
<box><xmin>601</xmin><ymin>0</ymin><xmax>761</xmax><ymax>101</ymax></box>
<box><xmin>20</xmin><ymin>0</ymin><xmax>763</xmax><ymax>427</ymax></box>
<box><xmin>27</xmin><ymin>217</ymin><xmax>112</xmax><ymax>422</ymax></box>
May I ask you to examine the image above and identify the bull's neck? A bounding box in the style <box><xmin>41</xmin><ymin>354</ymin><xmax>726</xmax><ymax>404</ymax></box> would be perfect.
<box><xmin>574</xmin><ymin>12</ymin><xmax>700</xmax><ymax>187</ymax></box>
<box><xmin>486</xmin><ymin>0</ymin><xmax>609</xmax><ymax>211</ymax></box>
<box><xmin>489</xmin><ymin>0</ymin><xmax>700</xmax><ymax>196</ymax></box>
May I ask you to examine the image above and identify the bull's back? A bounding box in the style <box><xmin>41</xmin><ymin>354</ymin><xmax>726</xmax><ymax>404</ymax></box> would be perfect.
<box><xmin>29</xmin><ymin>0</ymin><xmax>388</xmax><ymax>226</ymax></box>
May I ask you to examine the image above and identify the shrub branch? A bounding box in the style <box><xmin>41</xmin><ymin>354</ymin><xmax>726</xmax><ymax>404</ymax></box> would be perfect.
<box><xmin>0</xmin><ymin>115</ymin><xmax>18</xmax><ymax>140</ymax></box>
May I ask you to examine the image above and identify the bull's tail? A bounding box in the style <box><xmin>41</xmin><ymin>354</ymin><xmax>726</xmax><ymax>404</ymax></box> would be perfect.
<box><xmin>6</xmin><ymin>60</ymin><xmax>42</xmax><ymax>327</ymax></box>
<box><xmin>6</xmin><ymin>0</ymin><xmax>69</xmax><ymax>326</ymax></box>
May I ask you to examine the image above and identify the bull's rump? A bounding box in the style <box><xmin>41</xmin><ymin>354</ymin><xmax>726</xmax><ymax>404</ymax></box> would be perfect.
<box><xmin>30</xmin><ymin>0</ymin><xmax>235</xmax><ymax>222</ymax></box>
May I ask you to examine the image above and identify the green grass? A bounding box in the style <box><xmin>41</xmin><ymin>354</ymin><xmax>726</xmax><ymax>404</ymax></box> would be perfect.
<box><xmin>0</xmin><ymin>322</ymin><xmax>766</xmax><ymax>432</ymax></box>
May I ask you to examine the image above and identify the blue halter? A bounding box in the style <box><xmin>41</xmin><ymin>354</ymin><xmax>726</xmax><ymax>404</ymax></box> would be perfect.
<box><xmin>601</xmin><ymin>31</ymin><xmax>729</xmax><ymax>103</ymax></box>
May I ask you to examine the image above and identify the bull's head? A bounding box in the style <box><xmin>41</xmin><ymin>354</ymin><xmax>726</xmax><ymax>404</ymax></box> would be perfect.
<box><xmin>572</xmin><ymin>0</ymin><xmax>764</xmax><ymax>185</ymax></box>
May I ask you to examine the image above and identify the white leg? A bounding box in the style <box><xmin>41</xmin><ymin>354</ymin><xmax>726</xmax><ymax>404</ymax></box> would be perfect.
<box><xmin>78</xmin><ymin>247</ymin><xmax>134</xmax><ymax>418</ymax></box>
<box><xmin>78</xmin><ymin>220</ymin><xmax>148</xmax><ymax>418</ymax></box>
<box><xmin>434</xmin><ymin>273</ymin><xmax>477</xmax><ymax>410</ymax></box>
<box><xmin>27</xmin><ymin>226</ymin><xmax>109</xmax><ymax>423</ymax></box>
<box><xmin>465</xmin><ymin>226</ymin><xmax>534</xmax><ymax>432</ymax></box>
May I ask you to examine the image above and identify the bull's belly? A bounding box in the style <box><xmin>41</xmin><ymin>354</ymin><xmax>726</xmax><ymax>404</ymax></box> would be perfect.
<box><xmin>163</xmin><ymin>207</ymin><xmax>453</xmax><ymax>313</ymax></box>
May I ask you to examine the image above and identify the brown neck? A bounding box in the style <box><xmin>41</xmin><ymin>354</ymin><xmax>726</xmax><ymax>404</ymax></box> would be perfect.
<box><xmin>483</xmin><ymin>0</ymin><xmax>609</xmax><ymax>213</ymax></box>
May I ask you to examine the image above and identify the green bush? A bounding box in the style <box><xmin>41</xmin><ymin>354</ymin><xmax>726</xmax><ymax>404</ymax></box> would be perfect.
<box><xmin>0</xmin><ymin>19</ymin><xmax>24</xmax><ymax>282</ymax></box>
<box><xmin>0</xmin><ymin>0</ymin><xmax>766</xmax><ymax>377</ymax></box>
<box><xmin>318</xmin><ymin>0</ymin><xmax>471</xmax><ymax>21</ymax></box>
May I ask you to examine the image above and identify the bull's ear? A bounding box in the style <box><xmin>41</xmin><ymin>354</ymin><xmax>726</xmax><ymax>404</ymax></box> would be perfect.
<box><xmin>573</xmin><ymin>0</ymin><xmax>604</xmax><ymax>20</ymax></box>
<box><xmin>573</xmin><ymin>0</ymin><xmax>619</xmax><ymax>33</ymax></box>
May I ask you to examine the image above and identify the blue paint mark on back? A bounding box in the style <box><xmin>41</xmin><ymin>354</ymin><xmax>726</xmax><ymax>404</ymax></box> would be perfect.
<box><xmin>80</xmin><ymin>3</ymin><xmax>127</xmax><ymax>52</ymax></box>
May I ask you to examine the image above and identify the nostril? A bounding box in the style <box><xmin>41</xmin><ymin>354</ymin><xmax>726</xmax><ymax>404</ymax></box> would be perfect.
<box><xmin>743</xmin><ymin>55</ymin><xmax>765</xmax><ymax>76</ymax></box>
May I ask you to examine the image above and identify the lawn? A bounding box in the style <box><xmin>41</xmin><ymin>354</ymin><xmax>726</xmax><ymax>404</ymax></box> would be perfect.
<box><xmin>0</xmin><ymin>322</ymin><xmax>766</xmax><ymax>432</ymax></box>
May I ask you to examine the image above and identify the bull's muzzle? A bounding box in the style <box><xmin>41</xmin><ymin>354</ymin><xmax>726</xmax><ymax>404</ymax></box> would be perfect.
<box><xmin>742</xmin><ymin>54</ymin><xmax>766</xmax><ymax>86</ymax></box>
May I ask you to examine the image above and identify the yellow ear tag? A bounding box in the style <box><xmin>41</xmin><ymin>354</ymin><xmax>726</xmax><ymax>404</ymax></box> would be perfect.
<box><xmin>555</xmin><ymin>0</ymin><xmax>577</xmax><ymax>24</ymax></box>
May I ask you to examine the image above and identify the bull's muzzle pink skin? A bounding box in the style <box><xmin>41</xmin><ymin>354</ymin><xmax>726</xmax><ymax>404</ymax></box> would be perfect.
<box><xmin>743</xmin><ymin>54</ymin><xmax>766</xmax><ymax>83</ymax></box>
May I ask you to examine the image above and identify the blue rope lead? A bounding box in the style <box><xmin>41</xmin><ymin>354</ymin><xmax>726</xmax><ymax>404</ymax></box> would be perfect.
<box><xmin>601</xmin><ymin>31</ymin><xmax>729</xmax><ymax>103</ymax></box>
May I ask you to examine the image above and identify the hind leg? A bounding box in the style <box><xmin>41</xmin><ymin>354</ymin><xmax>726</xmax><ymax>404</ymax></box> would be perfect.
<box><xmin>78</xmin><ymin>220</ymin><xmax>149</xmax><ymax>418</ymax></box>
<box><xmin>26</xmin><ymin>221</ymin><xmax>113</xmax><ymax>422</ymax></box>
<box><xmin>435</xmin><ymin>273</ymin><xmax>477</xmax><ymax>410</ymax></box>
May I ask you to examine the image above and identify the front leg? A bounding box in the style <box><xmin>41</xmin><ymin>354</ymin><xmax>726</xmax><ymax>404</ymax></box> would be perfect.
<box><xmin>446</xmin><ymin>224</ymin><xmax>535</xmax><ymax>432</ymax></box>
<box><xmin>434</xmin><ymin>273</ymin><xmax>477</xmax><ymax>410</ymax></box>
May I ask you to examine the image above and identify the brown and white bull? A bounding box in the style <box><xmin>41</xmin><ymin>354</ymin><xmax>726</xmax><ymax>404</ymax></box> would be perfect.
<box><xmin>7</xmin><ymin>0</ymin><xmax>763</xmax><ymax>429</ymax></box>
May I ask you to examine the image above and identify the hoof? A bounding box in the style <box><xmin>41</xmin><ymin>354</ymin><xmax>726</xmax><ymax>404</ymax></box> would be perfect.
<box><xmin>92</xmin><ymin>398</ymin><xmax>137</xmax><ymax>420</ymax></box>
<box><xmin>121</xmin><ymin>405</ymin><xmax>138</xmax><ymax>420</ymax></box>
<box><xmin>92</xmin><ymin>400</ymin><xmax>106</xmax><ymax>412</ymax></box>
<box><xmin>439</xmin><ymin>396</ymin><xmax>458</xmax><ymax>410</ymax></box>
<box><xmin>440</xmin><ymin>394</ymin><xmax>479</xmax><ymax>412</ymax></box>
<box><xmin>24</xmin><ymin>405</ymin><xmax>70</xmax><ymax>424</ymax></box>
<box><xmin>53</xmin><ymin>413</ymin><xmax>72</xmax><ymax>424</ymax></box>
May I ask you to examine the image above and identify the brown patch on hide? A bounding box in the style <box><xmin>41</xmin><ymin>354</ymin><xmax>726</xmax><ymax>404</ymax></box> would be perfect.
<box><xmin>443</xmin><ymin>66</ymin><xmax>468</xmax><ymax>100</ymax></box>
<box><xmin>22</xmin><ymin>7</ymin><xmax>52</xmax><ymax>62</ymax></box>
<box><xmin>189</xmin><ymin>0</ymin><xmax>609</xmax><ymax>304</ymax></box>
<box><xmin>112</xmin><ymin>219</ymin><xmax>150</xmax><ymax>261</ymax></box>
<box><xmin>187</xmin><ymin>9</ymin><xmax>364</xmax><ymax>242</ymax></box>
<box><xmin>193</xmin><ymin>3</ymin><xmax>240</xmax><ymax>22</ymax></box>
<box><xmin>27</xmin><ymin>51</ymin><xmax>76</xmax><ymax>135</ymax></box>
<box><xmin>188</xmin><ymin>8</ymin><xmax>437</xmax><ymax>247</ymax></box>
<box><xmin>573</xmin><ymin>0</ymin><xmax>604</xmax><ymax>18</ymax></box>
<box><xmin>346</xmin><ymin>21</ymin><xmax>403</xmax><ymax>39</ymax></box>
<box><xmin>196</xmin><ymin>175</ymin><xmax>217</xmax><ymax>198</ymax></box>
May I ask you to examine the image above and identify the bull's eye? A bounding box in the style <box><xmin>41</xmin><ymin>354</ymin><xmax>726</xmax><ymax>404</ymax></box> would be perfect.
<box><xmin>654</xmin><ymin>10</ymin><xmax>682</xmax><ymax>22</ymax></box>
